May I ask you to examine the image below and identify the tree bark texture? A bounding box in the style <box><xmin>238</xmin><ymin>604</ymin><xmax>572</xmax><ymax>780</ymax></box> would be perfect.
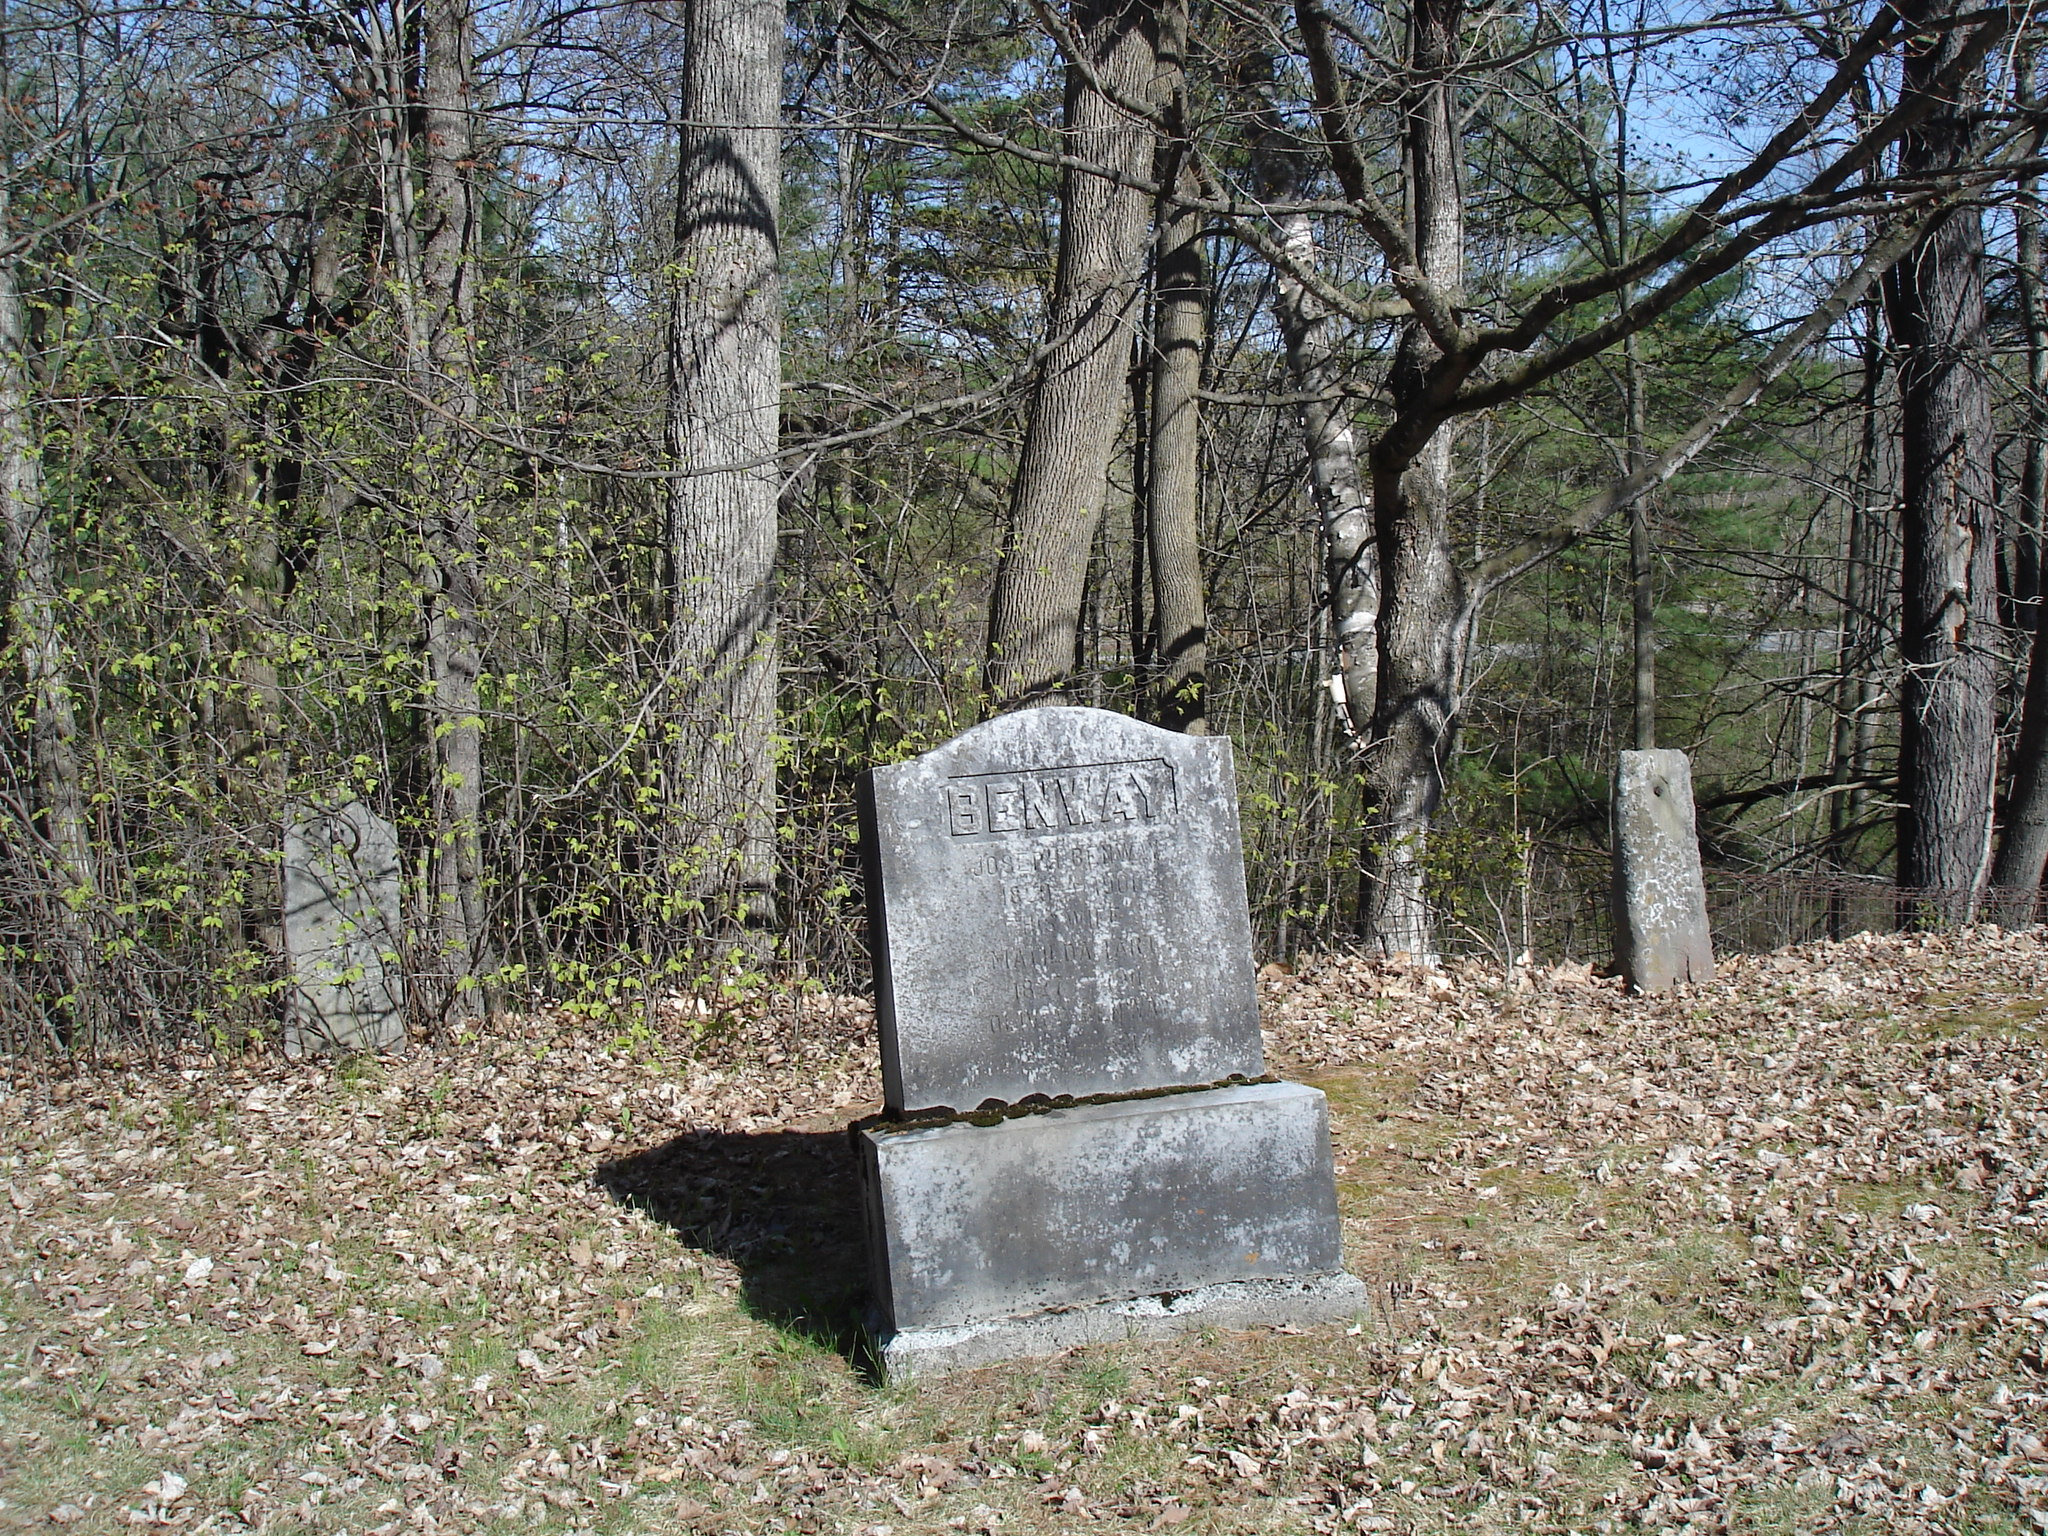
<box><xmin>1830</xmin><ymin>295</ymin><xmax>1888</xmax><ymax>900</ymax></box>
<box><xmin>2012</xmin><ymin>54</ymin><xmax>2045</xmax><ymax>617</ymax></box>
<box><xmin>1995</xmin><ymin>578</ymin><xmax>2048</xmax><ymax>919</ymax></box>
<box><xmin>2015</xmin><ymin>181</ymin><xmax>2046</xmax><ymax>616</ymax></box>
<box><xmin>0</xmin><ymin>205</ymin><xmax>103</xmax><ymax>1043</ymax></box>
<box><xmin>1360</xmin><ymin>0</ymin><xmax>1466</xmax><ymax>961</ymax></box>
<box><xmin>1626</xmin><ymin>333</ymin><xmax>1655</xmax><ymax>751</ymax></box>
<box><xmin>1990</xmin><ymin>149</ymin><xmax>2048</xmax><ymax>918</ymax></box>
<box><xmin>418</xmin><ymin>0</ymin><xmax>493</xmax><ymax>1016</ymax></box>
<box><xmin>1274</xmin><ymin>213</ymin><xmax>1377</xmax><ymax>742</ymax></box>
<box><xmin>668</xmin><ymin>0</ymin><xmax>783</xmax><ymax>932</ymax></box>
<box><xmin>986</xmin><ymin>0</ymin><xmax>1161</xmax><ymax>709</ymax></box>
<box><xmin>1145</xmin><ymin>0</ymin><xmax>1206</xmax><ymax>734</ymax></box>
<box><xmin>1887</xmin><ymin>0</ymin><xmax>1999</xmax><ymax>925</ymax></box>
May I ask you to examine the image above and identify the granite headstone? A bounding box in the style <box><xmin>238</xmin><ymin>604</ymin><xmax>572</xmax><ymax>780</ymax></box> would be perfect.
<box><xmin>857</xmin><ymin>708</ymin><xmax>1363</xmax><ymax>1376</ymax></box>
<box><xmin>1611</xmin><ymin>749</ymin><xmax>1716</xmax><ymax>991</ymax></box>
<box><xmin>859</xmin><ymin>708</ymin><xmax>1263</xmax><ymax>1113</ymax></box>
<box><xmin>283</xmin><ymin>799</ymin><xmax>407</xmax><ymax>1056</ymax></box>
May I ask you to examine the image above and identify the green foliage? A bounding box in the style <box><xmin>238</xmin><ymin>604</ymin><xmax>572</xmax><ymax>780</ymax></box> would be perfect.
<box><xmin>3</xmin><ymin>0</ymin><xmax>2008</xmax><ymax>1048</ymax></box>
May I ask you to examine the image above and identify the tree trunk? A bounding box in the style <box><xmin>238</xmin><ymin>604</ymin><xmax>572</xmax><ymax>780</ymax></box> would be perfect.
<box><xmin>1626</xmin><ymin>332</ymin><xmax>1655</xmax><ymax>750</ymax></box>
<box><xmin>667</xmin><ymin>0</ymin><xmax>783</xmax><ymax>940</ymax></box>
<box><xmin>1360</xmin><ymin>0</ymin><xmax>1466</xmax><ymax>961</ymax></box>
<box><xmin>1996</xmin><ymin>577</ymin><xmax>2048</xmax><ymax>921</ymax></box>
<box><xmin>1828</xmin><ymin>294</ymin><xmax>1888</xmax><ymax>935</ymax></box>
<box><xmin>1887</xmin><ymin>0</ymin><xmax>1999</xmax><ymax>925</ymax></box>
<box><xmin>2012</xmin><ymin>53</ymin><xmax>2045</xmax><ymax>619</ymax></box>
<box><xmin>189</xmin><ymin>205</ymin><xmax>298</xmax><ymax>1005</ymax></box>
<box><xmin>1145</xmin><ymin>0</ymin><xmax>1205</xmax><ymax>733</ymax></box>
<box><xmin>1275</xmin><ymin>213</ymin><xmax>1377</xmax><ymax>742</ymax></box>
<box><xmin>1990</xmin><ymin>159</ymin><xmax>2048</xmax><ymax>918</ymax></box>
<box><xmin>0</xmin><ymin>199</ymin><xmax>104</xmax><ymax>1044</ymax></box>
<box><xmin>417</xmin><ymin>0</ymin><xmax>493</xmax><ymax>1017</ymax></box>
<box><xmin>986</xmin><ymin>0</ymin><xmax>1161</xmax><ymax>709</ymax></box>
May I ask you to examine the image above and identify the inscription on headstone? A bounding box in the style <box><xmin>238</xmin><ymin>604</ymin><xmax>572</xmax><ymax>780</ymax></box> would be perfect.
<box><xmin>283</xmin><ymin>800</ymin><xmax>407</xmax><ymax>1056</ymax></box>
<box><xmin>859</xmin><ymin>708</ymin><xmax>1263</xmax><ymax>1113</ymax></box>
<box><xmin>1611</xmin><ymin>749</ymin><xmax>1716</xmax><ymax>992</ymax></box>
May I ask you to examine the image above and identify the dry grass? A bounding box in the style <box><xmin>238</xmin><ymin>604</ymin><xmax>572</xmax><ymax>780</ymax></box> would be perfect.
<box><xmin>3</xmin><ymin>927</ymin><xmax>2047</xmax><ymax>1534</ymax></box>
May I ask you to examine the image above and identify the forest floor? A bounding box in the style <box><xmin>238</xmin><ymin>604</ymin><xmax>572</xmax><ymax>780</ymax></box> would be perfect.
<box><xmin>3</xmin><ymin>928</ymin><xmax>2047</xmax><ymax>1536</ymax></box>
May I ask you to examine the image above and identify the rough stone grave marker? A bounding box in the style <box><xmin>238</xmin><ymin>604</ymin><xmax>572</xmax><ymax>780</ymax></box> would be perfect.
<box><xmin>282</xmin><ymin>800</ymin><xmax>407</xmax><ymax>1056</ymax></box>
<box><xmin>1610</xmin><ymin>748</ymin><xmax>1716</xmax><ymax>991</ymax></box>
<box><xmin>857</xmin><ymin>707</ymin><xmax>1363</xmax><ymax>1375</ymax></box>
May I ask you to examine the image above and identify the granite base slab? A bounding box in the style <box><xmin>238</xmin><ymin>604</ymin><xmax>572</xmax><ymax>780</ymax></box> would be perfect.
<box><xmin>875</xmin><ymin>1270</ymin><xmax>1368</xmax><ymax>1377</ymax></box>
<box><xmin>859</xmin><ymin>1080</ymin><xmax>1349</xmax><ymax>1359</ymax></box>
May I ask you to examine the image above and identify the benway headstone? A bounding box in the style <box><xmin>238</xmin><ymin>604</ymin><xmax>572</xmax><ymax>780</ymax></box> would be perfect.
<box><xmin>1611</xmin><ymin>749</ymin><xmax>1715</xmax><ymax>991</ymax></box>
<box><xmin>857</xmin><ymin>708</ymin><xmax>1362</xmax><ymax>1376</ymax></box>
<box><xmin>283</xmin><ymin>800</ymin><xmax>407</xmax><ymax>1056</ymax></box>
<box><xmin>860</xmin><ymin>708</ymin><xmax>1263</xmax><ymax>1112</ymax></box>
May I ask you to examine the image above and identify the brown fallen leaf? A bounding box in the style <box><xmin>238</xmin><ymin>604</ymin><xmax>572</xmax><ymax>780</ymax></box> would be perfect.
<box><xmin>6</xmin><ymin>927</ymin><xmax>2047</xmax><ymax>1536</ymax></box>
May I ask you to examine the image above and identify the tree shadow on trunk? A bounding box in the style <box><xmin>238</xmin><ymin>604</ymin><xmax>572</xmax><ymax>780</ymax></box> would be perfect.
<box><xmin>594</xmin><ymin>1125</ymin><xmax>877</xmax><ymax>1379</ymax></box>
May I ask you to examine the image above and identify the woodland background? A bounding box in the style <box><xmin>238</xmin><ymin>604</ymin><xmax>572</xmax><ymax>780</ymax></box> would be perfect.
<box><xmin>3</xmin><ymin>0</ymin><xmax>2047</xmax><ymax>1052</ymax></box>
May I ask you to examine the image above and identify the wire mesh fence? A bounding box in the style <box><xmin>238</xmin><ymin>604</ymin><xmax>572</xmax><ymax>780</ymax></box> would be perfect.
<box><xmin>1704</xmin><ymin>871</ymin><xmax>2047</xmax><ymax>953</ymax></box>
<box><xmin>1402</xmin><ymin>854</ymin><xmax>2048</xmax><ymax>970</ymax></box>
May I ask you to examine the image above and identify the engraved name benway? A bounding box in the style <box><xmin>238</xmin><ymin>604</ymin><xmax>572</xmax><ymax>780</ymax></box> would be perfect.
<box><xmin>943</xmin><ymin>758</ymin><xmax>1177</xmax><ymax>838</ymax></box>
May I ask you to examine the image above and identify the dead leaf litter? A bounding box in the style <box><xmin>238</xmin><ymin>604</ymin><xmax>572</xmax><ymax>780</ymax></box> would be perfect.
<box><xmin>2</xmin><ymin>927</ymin><xmax>2046</xmax><ymax>1534</ymax></box>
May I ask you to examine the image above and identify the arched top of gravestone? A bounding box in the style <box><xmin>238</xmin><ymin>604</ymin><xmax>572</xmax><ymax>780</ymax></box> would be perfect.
<box><xmin>859</xmin><ymin>707</ymin><xmax>1263</xmax><ymax>1114</ymax></box>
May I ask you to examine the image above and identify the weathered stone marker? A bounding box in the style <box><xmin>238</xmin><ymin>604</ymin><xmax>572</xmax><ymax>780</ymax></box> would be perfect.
<box><xmin>1610</xmin><ymin>749</ymin><xmax>1716</xmax><ymax>992</ymax></box>
<box><xmin>860</xmin><ymin>708</ymin><xmax>1263</xmax><ymax>1112</ymax></box>
<box><xmin>858</xmin><ymin>708</ymin><xmax>1362</xmax><ymax>1375</ymax></box>
<box><xmin>282</xmin><ymin>800</ymin><xmax>407</xmax><ymax>1056</ymax></box>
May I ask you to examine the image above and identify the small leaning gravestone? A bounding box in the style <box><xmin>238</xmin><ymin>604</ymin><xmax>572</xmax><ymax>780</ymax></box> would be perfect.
<box><xmin>282</xmin><ymin>800</ymin><xmax>407</xmax><ymax>1057</ymax></box>
<box><xmin>1610</xmin><ymin>749</ymin><xmax>1716</xmax><ymax>992</ymax></box>
<box><xmin>856</xmin><ymin>707</ymin><xmax>1364</xmax><ymax>1376</ymax></box>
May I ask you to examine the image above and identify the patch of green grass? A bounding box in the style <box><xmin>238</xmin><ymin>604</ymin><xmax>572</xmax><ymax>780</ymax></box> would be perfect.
<box><xmin>164</xmin><ymin>1093</ymin><xmax>200</xmax><ymax>1138</ymax></box>
<box><xmin>1729</xmin><ymin>1474</ymin><xmax>1842</xmax><ymax>1529</ymax></box>
<box><xmin>1879</xmin><ymin>991</ymin><xmax>2047</xmax><ymax>1042</ymax></box>
<box><xmin>335</xmin><ymin>1052</ymin><xmax>383</xmax><ymax>1091</ymax></box>
<box><xmin>1073</xmin><ymin>1359</ymin><xmax>1130</xmax><ymax>1398</ymax></box>
<box><xmin>1833</xmin><ymin>1180</ymin><xmax>1928</xmax><ymax>1220</ymax></box>
<box><xmin>447</xmin><ymin>1329</ymin><xmax>516</xmax><ymax>1385</ymax></box>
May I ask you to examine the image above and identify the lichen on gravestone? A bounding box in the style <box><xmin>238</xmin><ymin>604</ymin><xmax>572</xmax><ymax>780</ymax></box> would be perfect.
<box><xmin>858</xmin><ymin>707</ymin><xmax>1264</xmax><ymax>1114</ymax></box>
<box><xmin>1610</xmin><ymin>749</ymin><xmax>1716</xmax><ymax>992</ymax></box>
<box><xmin>282</xmin><ymin>799</ymin><xmax>407</xmax><ymax>1056</ymax></box>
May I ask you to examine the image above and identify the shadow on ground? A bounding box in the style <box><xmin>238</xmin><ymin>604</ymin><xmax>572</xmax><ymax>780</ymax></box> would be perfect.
<box><xmin>593</xmin><ymin>1127</ymin><xmax>876</xmax><ymax>1375</ymax></box>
